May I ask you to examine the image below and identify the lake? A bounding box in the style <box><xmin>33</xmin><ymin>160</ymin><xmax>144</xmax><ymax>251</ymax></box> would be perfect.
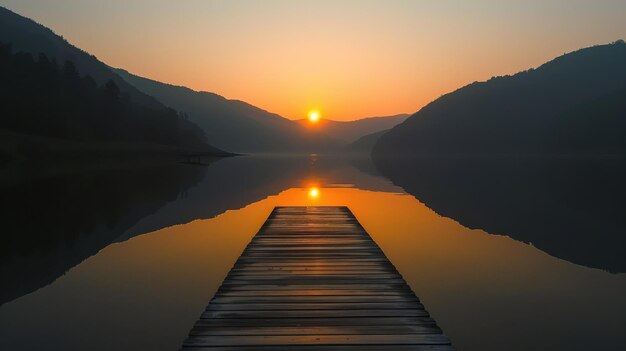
<box><xmin>1</xmin><ymin>155</ymin><xmax>625</xmax><ymax>350</ymax></box>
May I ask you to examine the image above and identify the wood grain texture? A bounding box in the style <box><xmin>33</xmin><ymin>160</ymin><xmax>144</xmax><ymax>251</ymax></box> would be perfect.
<box><xmin>182</xmin><ymin>206</ymin><xmax>453</xmax><ymax>350</ymax></box>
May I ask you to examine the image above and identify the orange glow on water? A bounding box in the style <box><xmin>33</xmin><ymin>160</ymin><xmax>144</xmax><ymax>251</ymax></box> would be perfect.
<box><xmin>4</xmin><ymin>182</ymin><xmax>625</xmax><ymax>351</ymax></box>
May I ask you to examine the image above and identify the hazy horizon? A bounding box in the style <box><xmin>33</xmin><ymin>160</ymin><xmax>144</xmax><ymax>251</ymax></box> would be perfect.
<box><xmin>1</xmin><ymin>0</ymin><xmax>625</xmax><ymax>121</ymax></box>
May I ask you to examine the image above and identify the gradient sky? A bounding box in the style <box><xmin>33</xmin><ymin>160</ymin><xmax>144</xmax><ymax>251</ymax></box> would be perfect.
<box><xmin>1</xmin><ymin>0</ymin><xmax>625</xmax><ymax>121</ymax></box>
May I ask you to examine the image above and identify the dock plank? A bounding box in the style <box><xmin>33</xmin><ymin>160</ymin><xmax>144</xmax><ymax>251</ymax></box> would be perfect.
<box><xmin>182</xmin><ymin>206</ymin><xmax>453</xmax><ymax>350</ymax></box>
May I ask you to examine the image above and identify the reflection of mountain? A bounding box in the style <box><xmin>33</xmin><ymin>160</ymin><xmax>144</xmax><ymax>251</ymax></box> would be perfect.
<box><xmin>374</xmin><ymin>156</ymin><xmax>626</xmax><ymax>272</ymax></box>
<box><xmin>0</xmin><ymin>163</ymin><xmax>207</xmax><ymax>305</ymax></box>
<box><xmin>121</xmin><ymin>155</ymin><xmax>400</xmax><ymax>239</ymax></box>
<box><xmin>118</xmin><ymin>156</ymin><xmax>312</xmax><ymax>238</ymax></box>
<box><xmin>1</xmin><ymin>156</ymin><xmax>397</xmax><ymax>305</ymax></box>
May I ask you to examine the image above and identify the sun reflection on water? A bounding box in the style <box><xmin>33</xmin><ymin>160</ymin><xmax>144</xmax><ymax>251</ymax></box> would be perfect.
<box><xmin>308</xmin><ymin>187</ymin><xmax>320</xmax><ymax>199</ymax></box>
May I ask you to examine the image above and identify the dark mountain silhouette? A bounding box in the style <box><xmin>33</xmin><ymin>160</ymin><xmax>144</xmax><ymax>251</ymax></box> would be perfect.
<box><xmin>372</xmin><ymin>41</ymin><xmax>626</xmax><ymax>272</ymax></box>
<box><xmin>541</xmin><ymin>88</ymin><xmax>626</xmax><ymax>153</ymax></box>
<box><xmin>0</xmin><ymin>43</ymin><xmax>226</xmax><ymax>159</ymax></box>
<box><xmin>345</xmin><ymin>129</ymin><xmax>389</xmax><ymax>154</ymax></box>
<box><xmin>0</xmin><ymin>6</ymin><xmax>162</xmax><ymax>109</ymax></box>
<box><xmin>374</xmin><ymin>156</ymin><xmax>626</xmax><ymax>273</ymax></box>
<box><xmin>296</xmin><ymin>114</ymin><xmax>409</xmax><ymax>144</ymax></box>
<box><xmin>114</xmin><ymin>69</ymin><xmax>340</xmax><ymax>153</ymax></box>
<box><xmin>373</xmin><ymin>41</ymin><xmax>626</xmax><ymax>156</ymax></box>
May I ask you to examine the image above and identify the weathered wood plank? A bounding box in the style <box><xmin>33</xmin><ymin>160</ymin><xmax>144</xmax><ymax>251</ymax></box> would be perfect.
<box><xmin>191</xmin><ymin>316</ymin><xmax>438</xmax><ymax>328</ymax></box>
<box><xmin>201</xmin><ymin>309</ymin><xmax>429</xmax><ymax>319</ymax></box>
<box><xmin>217</xmin><ymin>284</ymin><xmax>411</xmax><ymax>291</ymax></box>
<box><xmin>213</xmin><ymin>289</ymin><xmax>413</xmax><ymax>297</ymax></box>
<box><xmin>183</xmin><ymin>334</ymin><xmax>451</xmax><ymax>346</ymax></box>
<box><xmin>228</xmin><ymin>270</ymin><xmax>397</xmax><ymax>275</ymax></box>
<box><xmin>209</xmin><ymin>295</ymin><xmax>419</xmax><ymax>304</ymax></box>
<box><xmin>180</xmin><ymin>346</ymin><xmax>453</xmax><ymax>351</ymax></box>
<box><xmin>189</xmin><ymin>325</ymin><xmax>442</xmax><ymax>336</ymax></box>
<box><xmin>221</xmin><ymin>278</ymin><xmax>407</xmax><ymax>285</ymax></box>
<box><xmin>227</xmin><ymin>274</ymin><xmax>398</xmax><ymax>279</ymax></box>
<box><xmin>182</xmin><ymin>206</ymin><xmax>452</xmax><ymax>350</ymax></box>
<box><xmin>205</xmin><ymin>302</ymin><xmax>425</xmax><ymax>311</ymax></box>
<box><xmin>233</xmin><ymin>262</ymin><xmax>393</xmax><ymax>267</ymax></box>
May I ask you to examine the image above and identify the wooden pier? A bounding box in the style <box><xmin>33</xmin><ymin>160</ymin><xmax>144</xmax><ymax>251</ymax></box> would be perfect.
<box><xmin>182</xmin><ymin>206</ymin><xmax>453</xmax><ymax>350</ymax></box>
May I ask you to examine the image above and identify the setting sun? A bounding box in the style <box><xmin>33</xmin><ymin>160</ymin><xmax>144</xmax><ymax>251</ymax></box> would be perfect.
<box><xmin>308</xmin><ymin>110</ymin><xmax>320</xmax><ymax>123</ymax></box>
<box><xmin>308</xmin><ymin>187</ymin><xmax>320</xmax><ymax>198</ymax></box>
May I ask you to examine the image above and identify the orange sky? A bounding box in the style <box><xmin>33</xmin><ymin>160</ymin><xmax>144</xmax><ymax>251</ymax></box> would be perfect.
<box><xmin>2</xmin><ymin>0</ymin><xmax>625</xmax><ymax>121</ymax></box>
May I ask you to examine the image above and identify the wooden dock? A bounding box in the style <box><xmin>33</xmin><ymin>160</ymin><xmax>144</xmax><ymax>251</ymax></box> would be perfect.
<box><xmin>182</xmin><ymin>206</ymin><xmax>453</xmax><ymax>350</ymax></box>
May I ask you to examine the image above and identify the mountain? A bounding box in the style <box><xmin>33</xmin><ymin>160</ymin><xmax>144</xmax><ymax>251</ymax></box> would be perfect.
<box><xmin>371</xmin><ymin>41</ymin><xmax>626</xmax><ymax>272</ymax></box>
<box><xmin>0</xmin><ymin>42</ymin><xmax>226</xmax><ymax>160</ymax></box>
<box><xmin>373</xmin><ymin>41</ymin><xmax>626</xmax><ymax>156</ymax></box>
<box><xmin>114</xmin><ymin>69</ymin><xmax>340</xmax><ymax>154</ymax></box>
<box><xmin>0</xmin><ymin>6</ymin><xmax>227</xmax><ymax>159</ymax></box>
<box><xmin>345</xmin><ymin>129</ymin><xmax>389</xmax><ymax>154</ymax></box>
<box><xmin>296</xmin><ymin>114</ymin><xmax>409</xmax><ymax>144</ymax></box>
<box><xmin>544</xmin><ymin>88</ymin><xmax>626</xmax><ymax>153</ymax></box>
<box><xmin>0</xmin><ymin>6</ymin><xmax>162</xmax><ymax>109</ymax></box>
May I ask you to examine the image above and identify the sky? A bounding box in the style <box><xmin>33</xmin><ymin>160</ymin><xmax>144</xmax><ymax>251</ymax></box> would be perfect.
<box><xmin>1</xmin><ymin>0</ymin><xmax>625</xmax><ymax>121</ymax></box>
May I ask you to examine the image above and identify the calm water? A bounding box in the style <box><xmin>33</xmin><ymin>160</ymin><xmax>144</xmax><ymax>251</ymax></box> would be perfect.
<box><xmin>1</xmin><ymin>155</ymin><xmax>625</xmax><ymax>350</ymax></box>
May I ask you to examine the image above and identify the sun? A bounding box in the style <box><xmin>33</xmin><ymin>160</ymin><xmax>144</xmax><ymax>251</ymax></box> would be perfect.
<box><xmin>308</xmin><ymin>187</ymin><xmax>320</xmax><ymax>199</ymax></box>
<box><xmin>308</xmin><ymin>110</ymin><xmax>320</xmax><ymax>123</ymax></box>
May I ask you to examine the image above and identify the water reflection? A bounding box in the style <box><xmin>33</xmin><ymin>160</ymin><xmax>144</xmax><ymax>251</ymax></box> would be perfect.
<box><xmin>308</xmin><ymin>187</ymin><xmax>320</xmax><ymax>199</ymax></box>
<box><xmin>0</xmin><ymin>155</ymin><xmax>625</xmax><ymax>351</ymax></box>
<box><xmin>0</xmin><ymin>162</ymin><xmax>207</xmax><ymax>305</ymax></box>
<box><xmin>374</xmin><ymin>156</ymin><xmax>626</xmax><ymax>272</ymax></box>
<box><xmin>0</xmin><ymin>156</ymin><xmax>396</xmax><ymax>306</ymax></box>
